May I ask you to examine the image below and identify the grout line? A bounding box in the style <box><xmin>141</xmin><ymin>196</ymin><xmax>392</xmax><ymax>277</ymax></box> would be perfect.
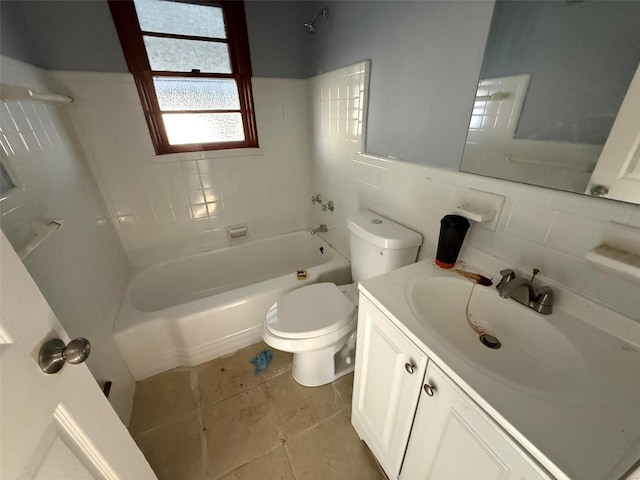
<box><xmin>134</xmin><ymin>343</ymin><xmax>382</xmax><ymax>479</ymax></box>
<box><xmin>283</xmin><ymin>442</ymin><xmax>299</xmax><ymax>480</ymax></box>
<box><xmin>192</xmin><ymin>367</ymin><xmax>208</xmax><ymax>480</ymax></box>
<box><xmin>212</xmin><ymin>443</ymin><xmax>284</xmax><ymax>479</ymax></box>
<box><xmin>201</xmin><ymin>381</ymin><xmax>279</xmax><ymax>479</ymax></box>
<box><xmin>331</xmin><ymin>381</ymin><xmax>347</xmax><ymax>410</ymax></box>
<box><xmin>132</xmin><ymin>413</ymin><xmax>195</xmax><ymax>440</ymax></box>
<box><xmin>263</xmin><ymin>365</ymin><xmax>293</xmax><ymax>382</ymax></box>
<box><xmin>132</xmin><ymin>367</ymin><xmax>202</xmax><ymax>438</ymax></box>
<box><xmin>285</xmin><ymin>408</ymin><xmax>347</xmax><ymax>443</ymax></box>
<box><xmin>333</xmin><ymin>374</ymin><xmax>355</xmax><ymax>413</ymax></box>
<box><xmin>263</xmin><ymin>354</ymin><xmax>293</xmax><ymax>381</ymax></box>
<box><xmin>198</xmin><ymin>375</ymin><xmax>266</xmax><ymax>411</ymax></box>
<box><xmin>263</xmin><ymin>363</ymin><xmax>298</xmax><ymax>479</ymax></box>
<box><xmin>198</xmin><ymin>405</ymin><xmax>208</xmax><ymax>480</ymax></box>
<box><xmin>190</xmin><ymin>365</ymin><xmax>202</xmax><ymax>406</ymax></box>
<box><xmin>264</xmin><ymin>371</ymin><xmax>287</xmax><ymax>443</ymax></box>
<box><xmin>196</xmin><ymin>344</ymin><xmax>271</xmax><ymax>410</ymax></box>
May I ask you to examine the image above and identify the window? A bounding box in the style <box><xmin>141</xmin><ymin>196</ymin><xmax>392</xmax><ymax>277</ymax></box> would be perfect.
<box><xmin>109</xmin><ymin>0</ymin><xmax>258</xmax><ymax>154</ymax></box>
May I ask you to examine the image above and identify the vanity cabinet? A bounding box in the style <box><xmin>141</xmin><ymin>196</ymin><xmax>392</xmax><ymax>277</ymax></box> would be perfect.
<box><xmin>351</xmin><ymin>296</ymin><xmax>428</xmax><ymax>478</ymax></box>
<box><xmin>400</xmin><ymin>362</ymin><xmax>551</xmax><ymax>480</ymax></box>
<box><xmin>353</xmin><ymin>294</ymin><xmax>552</xmax><ymax>480</ymax></box>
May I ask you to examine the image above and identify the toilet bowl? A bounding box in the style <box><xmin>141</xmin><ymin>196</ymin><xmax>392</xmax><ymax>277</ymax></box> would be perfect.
<box><xmin>263</xmin><ymin>283</ymin><xmax>359</xmax><ymax>387</ymax></box>
<box><xmin>262</xmin><ymin>210</ymin><xmax>422</xmax><ymax>387</ymax></box>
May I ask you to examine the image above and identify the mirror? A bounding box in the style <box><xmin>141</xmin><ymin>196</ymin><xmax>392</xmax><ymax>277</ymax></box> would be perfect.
<box><xmin>460</xmin><ymin>0</ymin><xmax>640</xmax><ymax>205</ymax></box>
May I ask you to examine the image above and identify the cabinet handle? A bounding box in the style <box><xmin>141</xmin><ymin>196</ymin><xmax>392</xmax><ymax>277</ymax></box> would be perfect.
<box><xmin>423</xmin><ymin>383</ymin><xmax>435</xmax><ymax>396</ymax></box>
<box><xmin>404</xmin><ymin>362</ymin><xmax>415</xmax><ymax>374</ymax></box>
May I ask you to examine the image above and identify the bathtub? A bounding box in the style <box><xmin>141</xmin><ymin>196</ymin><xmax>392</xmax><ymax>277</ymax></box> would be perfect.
<box><xmin>113</xmin><ymin>231</ymin><xmax>351</xmax><ymax>380</ymax></box>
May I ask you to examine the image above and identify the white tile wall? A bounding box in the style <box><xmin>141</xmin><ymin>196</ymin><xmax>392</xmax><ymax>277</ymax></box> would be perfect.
<box><xmin>0</xmin><ymin>56</ymin><xmax>135</xmax><ymax>422</ymax></box>
<box><xmin>308</xmin><ymin>62</ymin><xmax>640</xmax><ymax>321</ymax></box>
<box><xmin>54</xmin><ymin>73</ymin><xmax>313</xmax><ymax>268</ymax></box>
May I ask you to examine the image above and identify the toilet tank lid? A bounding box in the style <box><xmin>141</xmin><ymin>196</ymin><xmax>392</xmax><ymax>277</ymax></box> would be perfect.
<box><xmin>347</xmin><ymin>211</ymin><xmax>422</xmax><ymax>249</ymax></box>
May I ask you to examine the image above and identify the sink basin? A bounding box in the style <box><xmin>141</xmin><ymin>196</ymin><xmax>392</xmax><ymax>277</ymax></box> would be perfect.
<box><xmin>407</xmin><ymin>275</ymin><xmax>589</xmax><ymax>393</ymax></box>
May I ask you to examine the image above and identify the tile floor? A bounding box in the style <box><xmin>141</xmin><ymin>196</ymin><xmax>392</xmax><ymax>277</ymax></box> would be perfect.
<box><xmin>129</xmin><ymin>342</ymin><xmax>386</xmax><ymax>480</ymax></box>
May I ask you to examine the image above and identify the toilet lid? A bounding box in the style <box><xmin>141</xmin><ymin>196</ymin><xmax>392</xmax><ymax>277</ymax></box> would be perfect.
<box><xmin>266</xmin><ymin>283</ymin><xmax>357</xmax><ymax>339</ymax></box>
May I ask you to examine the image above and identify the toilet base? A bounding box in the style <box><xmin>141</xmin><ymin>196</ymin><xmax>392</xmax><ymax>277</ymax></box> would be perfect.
<box><xmin>292</xmin><ymin>346</ymin><xmax>355</xmax><ymax>387</ymax></box>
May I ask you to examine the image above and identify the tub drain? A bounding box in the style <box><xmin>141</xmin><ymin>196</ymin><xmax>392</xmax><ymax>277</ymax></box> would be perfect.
<box><xmin>479</xmin><ymin>334</ymin><xmax>501</xmax><ymax>349</ymax></box>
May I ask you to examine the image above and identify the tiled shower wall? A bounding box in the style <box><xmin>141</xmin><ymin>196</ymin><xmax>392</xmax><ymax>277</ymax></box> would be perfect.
<box><xmin>308</xmin><ymin>62</ymin><xmax>640</xmax><ymax>320</ymax></box>
<box><xmin>0</xmin><ymin>56</ymin><xmax>135</xmax><ymax>421</ymax></box>
<box><xmin>53</xmin><ymin>73</ymin><xmax>312</xmax><ymax>268</ymax></box>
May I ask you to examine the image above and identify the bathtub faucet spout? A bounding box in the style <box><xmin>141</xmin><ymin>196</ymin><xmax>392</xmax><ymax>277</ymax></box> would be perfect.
<box><xmin>311</xmin><ymin>224</ymin><xmax>328</xmax><ymax>235</ymax></box>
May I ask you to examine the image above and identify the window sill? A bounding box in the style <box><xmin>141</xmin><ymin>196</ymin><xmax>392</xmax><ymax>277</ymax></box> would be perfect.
<box><xmin>149</xmin><ymin>147</ymin><xmax>264</xmax><ymax>164</ymax></box>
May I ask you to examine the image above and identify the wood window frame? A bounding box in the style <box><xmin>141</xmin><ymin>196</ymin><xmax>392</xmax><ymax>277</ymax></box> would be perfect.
<box><xmin>109</xmin><ymin>0</ymin><xmax>258</xmax><ymax>155</ymax></box>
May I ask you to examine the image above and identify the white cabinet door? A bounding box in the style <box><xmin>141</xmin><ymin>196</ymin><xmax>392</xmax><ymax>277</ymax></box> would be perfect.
<box><xmin>0</xmin><ymin>232</ymin><xmax>156</xmax><ymax>479</ymax></box>
<box><xmin>351</xmin><ymin>295</ymin><xmax>428</xmax><ymax>480</ymax></box>
<box><xmin>400</xmin><ymin>363</ymin><xmax>552</xmax><ymax>480</ymax></box>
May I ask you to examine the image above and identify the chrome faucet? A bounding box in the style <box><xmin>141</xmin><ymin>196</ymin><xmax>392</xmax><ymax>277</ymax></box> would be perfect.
<box><xmin>311</xmin><ymin>224</ymin><xmax>328</xmax><ymax>235</ymax></box>
<box><xmin>496</xmin><ymin>268</ymin><xmax>554</xmax><ymax>314</ymax></box>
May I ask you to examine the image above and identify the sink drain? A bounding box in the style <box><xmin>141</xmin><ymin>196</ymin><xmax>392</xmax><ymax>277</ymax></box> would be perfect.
<box><xmin>479</xmin><ymin>334</ymin><xmax>501</xmax><ymax>349</ymax></box>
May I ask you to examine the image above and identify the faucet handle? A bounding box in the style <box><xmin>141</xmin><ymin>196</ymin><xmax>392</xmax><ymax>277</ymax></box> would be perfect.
<box><xmin>496</xmin><ymin>269</ymin><xmax>515</xmax><ymax>291</ymax></box>
<box><xmin>533</xmin><ymin>286</ymin><xmax>554</xmax><ymax>314</ymax></box>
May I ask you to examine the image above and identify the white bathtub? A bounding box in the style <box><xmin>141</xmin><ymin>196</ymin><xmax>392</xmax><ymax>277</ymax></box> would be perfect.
<box><xmin>113</xmin><ymin>231</ymin><xmax>351</xmax><ymax>380</ymax></box>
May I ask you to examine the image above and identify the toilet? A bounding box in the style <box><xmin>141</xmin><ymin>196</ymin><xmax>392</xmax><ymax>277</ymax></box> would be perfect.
<box><xmin>263</xmin><ymin>210</ymin><xmax>422</xmax><ymax>387</ymax></box>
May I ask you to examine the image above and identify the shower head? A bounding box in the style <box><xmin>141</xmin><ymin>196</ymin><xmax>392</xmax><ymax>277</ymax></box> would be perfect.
<box><xmin>303</xmin><ymin>6</ymin><xmax>329</xmax><ymax>34</ymax></box>
<box><xmin>303</xmin><ymin>20</ymin><xmax>316</xmax><ymax>33</ymax></box>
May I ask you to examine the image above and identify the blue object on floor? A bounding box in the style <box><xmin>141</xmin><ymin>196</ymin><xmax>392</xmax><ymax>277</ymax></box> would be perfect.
<box><xmin>249</xmin><ymin>349</ymin><xmax>273</xmax><ymax>375</ymax></box>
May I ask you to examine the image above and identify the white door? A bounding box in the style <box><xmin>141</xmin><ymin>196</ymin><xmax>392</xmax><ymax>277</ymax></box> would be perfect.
<box><xmin>351</xmin><ymin>295</ymin><xmax>428</xmax><ymax>480</ymax></box>
<box><xmin>400</xmin><ymin>362</ymin><xmax>551</xmax><ymax>480</ymax></box>
<box><xmin>587</xmin><ymin>63</ymin><xmax>640</xmax><ymax>203</ymax></box>
<box><xmin>0</xmin><ymin>232</ymin><xmax>156</xmax><ymax>479</ymax></box>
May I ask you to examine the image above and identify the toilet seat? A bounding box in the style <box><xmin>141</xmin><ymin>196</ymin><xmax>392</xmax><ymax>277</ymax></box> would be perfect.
<box><xmin>266</xmin><ymin>283</ymin><xmax>356</xmax><ymax>339</ymax></box>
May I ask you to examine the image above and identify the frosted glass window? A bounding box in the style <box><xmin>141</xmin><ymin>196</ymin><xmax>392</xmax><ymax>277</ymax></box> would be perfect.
<box><xmin>111</xmin><ymin>0</ymin><xmax>258</xmax><ymax>153</ymax></box>
<box><xmin>144</xmin><ymin>36</ymin><xmax>231</xmax><ymax>73</ymax></box>
<box><xmin>154</xmin><ymin>78</ymin><xmax>240</xmax><ymax>111</ymax></box>
<box><xmin>134</xmin><ymin>0</ymin><xmax>226</xmax><ymax>38</ymax></box>
<box><xmin>163</xmin><ymin>113</ymin><xmax>244</xmax><ymax>145</ymax></box>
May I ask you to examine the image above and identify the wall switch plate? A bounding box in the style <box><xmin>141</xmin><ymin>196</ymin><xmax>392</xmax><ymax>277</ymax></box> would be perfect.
<box><xmin>454</xmin><ymin>189</ymin><xmax>505</xmax><ymax>231</ymax></box>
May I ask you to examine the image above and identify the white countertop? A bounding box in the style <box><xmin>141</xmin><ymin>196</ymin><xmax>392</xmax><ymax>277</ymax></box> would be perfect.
<box><xmin>359</xmin><ymin>259</ymin><xmax>640</xmax><ymax>480</ymax></box>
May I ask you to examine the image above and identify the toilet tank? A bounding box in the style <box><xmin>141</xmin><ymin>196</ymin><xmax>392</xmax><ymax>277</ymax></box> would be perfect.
<box><xmin>347</xmin><ymin>211</ymin><xmax>422</xmax><ymax>282</ymax></box>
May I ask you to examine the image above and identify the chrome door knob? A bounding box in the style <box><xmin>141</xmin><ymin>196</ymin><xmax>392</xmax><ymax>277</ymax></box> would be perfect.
<box><xmin>405</xmin><ymin>362</ymin><xmax>415</xmax><ymax>374</ymax></box>
<box><xmin>38</xmin><ymin>337</ymin><xmax>91</xmax><ymax>374</ymax></box>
